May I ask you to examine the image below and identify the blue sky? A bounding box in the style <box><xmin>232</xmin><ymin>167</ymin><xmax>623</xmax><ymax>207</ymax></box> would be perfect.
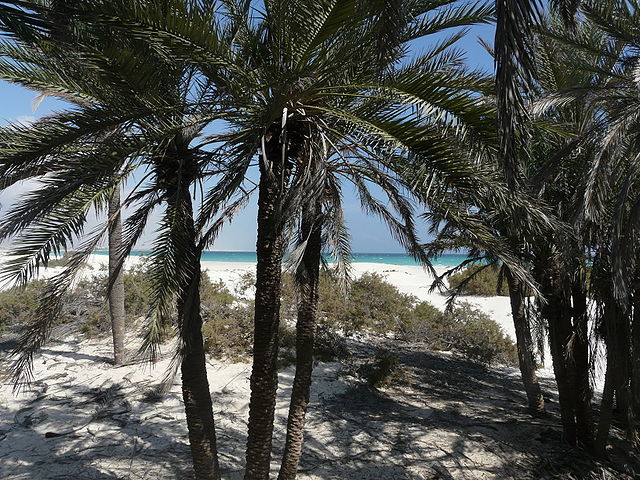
<box><xmin>0</xmin><ymin>20</ymin><xmax>495</xmax><ymax>253</ymax></box>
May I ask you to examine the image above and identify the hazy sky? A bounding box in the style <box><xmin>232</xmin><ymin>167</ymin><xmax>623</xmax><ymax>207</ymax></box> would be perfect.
<box><xmin>0</xmin><ymin>20</ymin><xmax>495</xmax><ymax>253</ymax></box>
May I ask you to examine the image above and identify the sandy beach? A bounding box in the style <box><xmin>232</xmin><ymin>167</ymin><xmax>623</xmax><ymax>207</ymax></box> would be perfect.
<box><xmin>0</xmin><ymin>253</ymin><xmax>594</xmax><ymax>479</ymax></box>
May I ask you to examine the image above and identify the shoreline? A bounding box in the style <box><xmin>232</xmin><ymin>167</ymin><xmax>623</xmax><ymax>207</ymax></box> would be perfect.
<box><xmin>75</xmin><ymin>249</ymin><xmax>477</xmax><ymax>268</ymax></box>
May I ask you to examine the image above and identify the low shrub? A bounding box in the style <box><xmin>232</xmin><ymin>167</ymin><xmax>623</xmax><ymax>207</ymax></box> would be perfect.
<box><xmin>314</xmin><ymin>323</ymin><xmax>349</xmax><ymax>361</ymax></box>
<box><xmin>77</xmin><ymin>308</ymin><xmax>110</xmax><ymax>336</ymax></box>
<box><xmin>123</xmin><ymin>265</ymin><xmax>155</xmax><ymax>318</ymax></box>
<box><xmin>320</xmin><ymin>272</ymin><xmax>416</xmax><ymax>334</ymax></box>
<box><xmin>276</xmin><ymin>320</ymin><xmax>349</xmax><ymax>363</ymax></box>
<box><xmin>0</xmin><ymin>277</ymin><xmax>108</xmax><ymax>335</ymax></box>
<box><xmin>448</xmin><ymin>303</ymin><xmax>517</xmax><ymax>365</ymax></box>
<box><xmin>234</xmin><ymin>271</ymin><xmax>256</xmax><ymax>298</ymax></box>
<box><xmin>47</xmin><ymin>252</ymin><xmax>74</xmax><ymax>268</ymax></box>
<box><xmin>447</xmin><ymin>264</ymin><xmax>508</xmax><ymax>296</ymax></box>
<box><xmin>65</xmin><ymin>276</ymin><xmax>108</xmax><ymax>335</ymax></box>
<box><xmin>408</xmin><ymin>300</ymin><xmax>517</xmax><ymax>365</ymax></box>
<box><xmin>362</xmin><ymin>348</ymin><xmax>410</xmax><ymax>388</ymax></box>
<box><xmin>0</xmin><ymin>281</ymin><xmax>48</xmax><ymax>332</ymax></box>
<box><xmin>397</xmin><ymin>301</ymin><xmax>447</xmax><ymax>343</ymax></box>
<box><xmin>200</xmin><ymin>273</ymin><xmax>253</xmax><ymax>359</ymax></box>
<box><xmin>0</xmin><ymin>262</ymin><xmax>516</xmax><ymax>367</ymax></box>
<box><xmin>70</xmin><ymin>263</ymin><xmax>155</xmax><ymax>336</ymax></box>
<box><xmin>201</xmin><ymin>304</ymin><xmax>253</xmax><ymax>359</ymax></box>
<box><xmin>277</xmin><ymin>271</ymin><xmax>415</xmax><ymax>359</ymax></box>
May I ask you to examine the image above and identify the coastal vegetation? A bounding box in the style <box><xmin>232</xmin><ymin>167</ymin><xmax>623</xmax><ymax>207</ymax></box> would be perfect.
<box><xmin>1</xmin><ymin>268</ymin><xmax>517</xmax><ymax>366</ymax></box>
<box><xmin>447</xmin><ymin>264</ymin><xmax>509</xmax><ymax>297</ymax></box>
<box><xmin>0</xmin><ymin>0</ymin><xmax>639</xmax><ymax>479</ymax></box>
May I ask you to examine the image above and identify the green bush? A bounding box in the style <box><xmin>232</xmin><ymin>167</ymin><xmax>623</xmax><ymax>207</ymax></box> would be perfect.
<box><xmin>448</xmin><ymin>303</ymin><xmax>517</xmax><ymax>365</ymax></box>
<box><xmin>0</xmin><ymin>262</ymin><xmax>516</xmax><ymax>367</ymax></box>
<box><xmin>408</xmin><ymin>300</ymin><xmax>517</xmax><ymax>365</ymax></box>
<box><xmin>342</xmin><ymin>273</ymin><xmax>416</xmax><ymax>332</ymax></box>
<box><xmin>46</xmin><ymin>252</ymin><xmax>74</xmax><ymax>268</ymax></box>
<box><xmin>276</xmin><ymin>271</ymin><xmax>416</xmax><ymax>360</ymax></box>
<box><xmin>279</xmin><ymin>271</ymin><xmax>416</xmax><ymax>334</ymax></box>
<box><xmin>447</xmin><ymin>264</ymin><xmax>508</xmax><ymax>296</ymax></box>
<box><xmin>234</xmin><ymin>271</ymin><xmax>256</xmax><ymax>298</ymax></box>
<box><xmin>362</xmin><ymin>348</ymin><xmax>410</xmax><ymax>388</ymax></box>
<box><xmin>313</xmin><ymin>323</ymin><xmax>349</xmax><ymax>361</ymax></box>
<box><xmin>70</xmin><ymin>263</ymin><xmax>156</xmax><ymax>335</ymax></box>
<box><xmin>0</xmin><ymin>277</ymin><xmax>107</xmax><ymax>335</ymax></box>
<box><xmin>275</xmin><ymin>272</ymin><xmax>354</xmax><ymax>360</ymax></box>
<box><xmin>398</xmin><ymin>301</ymin><xmax>447</xmax><ymax>343</ymax></box>
<box><xmin>0</xmin><ymin>281</ymin><xmax>48</xmax><ymax>332</ymax></box>
<box><xmin>77</xmin><ymin>308</ymin><xmax>110</xmax><ymax>336</ymax></box>
<box><xmin>320</xmin><ymin>272</ymin><xmax>417</xmax><ymax>334</ymax></box>
<box><xmin>65</xmin><ymin>275</ymin><xmax>108</xmax><ymax>335</ymax></box>
<box><xmin>123</xmin><ymin>265</ymin><xmax>155</xmax><ymax>318</ymax></box>
<box><xmin>200</xmin><ymin>273</ymin><xmax>253</xmax><ymax>359</ymax></box>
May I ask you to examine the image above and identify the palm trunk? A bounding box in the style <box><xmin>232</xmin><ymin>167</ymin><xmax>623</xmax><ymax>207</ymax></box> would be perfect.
<box><xmin>548</xmin><ymin>314</ymin><xmax>577</xmax><ymax>445</ymax></box>
<box><xmin>596</xmin><ymin>330</ymin><xmax>616</xmax><ymax>456</ymax></box>
<box><xmin>631</xmin><ymin>275</ymin><xmax>640</xmax><ymax>446</ymax></box>
<box><xmin>180</xmin><ymin>263</ymin><xmax>221</xmax><ymax>480</ymax></box>
<box><xmin>594</xmin><ymin>299</ymin><xmax>629</xmax><ymax>456</ymax></box>
<box><xmin>245</xmin><ymin>130</ymin><xmax>291</xmax><ymax>479</ymax></box>
<box><xmin>158</xmin><ymin>140</ymin><xmax>221</xmax><ymax>480</ymax></box>
<box><xmin>542</xmin><ymin>274</ymin><xmax>578</xmax><ymax>446</ymax></box>
<box><xmin>278</xmin><ymin>203</ymin><xmax>322</xmax><ymax>480</ymax></box>
<box><xmin>108</xmin><ymin>186</ymin><xmax>126</xmax><ymax>365</ymax></box>
<box><xmin>572</xmin><ymin>278</ymin><xmax>593</xmax><ymax>449</ymax></box>
<box><xmin>613</xmin><ymin>315</ymin><xmax>632</xmax><ymax>438</ymax></box>
<box><xmin>178</xmin><ymin>193</ymin><xmax>221</xmax><ymax>480</ymax></box>
<box><xmin>506</xmin><ymin>271</ymin><xmax>545</xmax><ymax>414</ymax></box>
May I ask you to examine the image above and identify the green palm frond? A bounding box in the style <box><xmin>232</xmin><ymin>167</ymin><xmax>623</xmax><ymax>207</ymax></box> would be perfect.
<box><xmin>9</xmin><ymin>225</ymin><xmax>108</xmax><ymax>388</ymax></box>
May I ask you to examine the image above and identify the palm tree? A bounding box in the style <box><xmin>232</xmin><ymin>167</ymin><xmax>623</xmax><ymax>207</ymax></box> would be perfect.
<box><xmin>425</xmin><ymin>223</ymin><xmax>547</xmax><ymax>414</ymax></box>
<box><xmin>537</xmin><ymin>0</ymin><xmax>640</xmax><ymax>452</ymax></box>
<box><xmin>278</xmin><ymin>198</ymin><xmax>323</xmax><ymax>480</ymax></box>
<box><xmin>425</xmin><ymin>11</ymin><xmax>632</xmax><ymax>449</ymax></box>
<box><xmin>50</xmin><ymin>0</ymin><xmax>129</xmax><ymax>367</ymax></box>
<box><xmin>0</xmin><ymin>0</ymin><xmax>556</xmax><ymax>476</ymax></box>
<box><xmin>93</xmin><ymin>2</ymin><xmax>513</xmax><ymax>477</ymax></box>
<box><xmin>0</xmin><ymin>2</ymin><xmax>240</xmax><ymax>477</ymax></box>
<box><xmin>108</xmin><ymin>185</ymin><xmax>126</xmax><ymax>365</ymax></box>
<box><xmin>6</xmin><ymin>0</ymin><xmax>131</xmax><ymax>366</ymax></box>
<box><xmin>494</xmin><ymin>0</ymin><xmax>584</xmax><ymax>187</ymax></box>
<box><xmin>488</xmin><ymin>0</ymin><xmax>594</xmax><ymax>427</ymax></box>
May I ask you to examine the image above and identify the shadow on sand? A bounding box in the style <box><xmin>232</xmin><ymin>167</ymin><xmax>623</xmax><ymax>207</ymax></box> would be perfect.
<box><xmin>1</xmin><ymin>337</ymin><xmax>637</xmax><ymax>479</ymax></box>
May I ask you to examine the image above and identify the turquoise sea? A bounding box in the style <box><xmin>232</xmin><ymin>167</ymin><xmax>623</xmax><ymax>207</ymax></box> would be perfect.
<box><xmin>93</xmin><ymin>250</ymin><xmax>470</xmax><ymax>267</ymax></box>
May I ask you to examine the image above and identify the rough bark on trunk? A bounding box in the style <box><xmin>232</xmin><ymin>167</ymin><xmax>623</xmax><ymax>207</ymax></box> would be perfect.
<box><xmin>278</xmin><ymin>203</ymin><xmax>322</xmax><ymax>480</ymax></box>
<box><xmin>613</xmin><ymin>319</ymin><xmax>632</xmax><ymax>437</ymax></box>
<box><xmin>631</xmin><ymin>277</ymin><xmax>640</xmax><ymax>446</ymax></box>
<box><xmin>108</xmin><ymin>187</ymin><xmax>126</xmax><ymax>365</ymax></box>
<box><xmin>596</xmin><ymin>335</ymin><xmax>616</xmax><ymax>456</ymax></box>
<box><xmin>506</xmin><ymin>271</ymin><xmax>545</xmax><ymax>414</ymax></box>
<box><xmin>157</xmin><ymin>139</ymin><xmax>221</xmax><ymax>480</ymax></box>
<box><xmin>180</xmin><ymin>264</ymin><xmax>221</xmax><ymax>480</ymax></box>
<box><xmin>595</xmin><ymin>299</ymin><xmax>630</xmax><ymax>456</ymax></box>
<box><xmin>542</xmin><ymin>273</ymin><xmax>578</xmax><ymax>446</ymax></box>
<box><xmin>178</xmin><ymin>194</ymin><xmax>221</xmax><ymax>480</ymax></box>
<box><xmin>572</xmin><ymin>278</ymin><xmax>593</xmax><ymax>449</ymax></box>
<box><xmin>245</xmin><ymin>130</ymin><xmax>291</xmax><ymax>480</ymax></box>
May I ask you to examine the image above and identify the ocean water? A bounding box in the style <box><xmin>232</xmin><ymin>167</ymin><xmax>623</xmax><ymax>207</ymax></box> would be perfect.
<box><xmin>92</xmin><ymin>250</ymin><xmax>471</xmax><ymax>267</ymax></box>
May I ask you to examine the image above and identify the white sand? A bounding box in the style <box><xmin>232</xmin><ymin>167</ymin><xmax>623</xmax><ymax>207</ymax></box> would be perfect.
<box><xmin>1</xmin><ymin>252</ymin><xmax>574</xmax><ymax>479</ymax></box>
